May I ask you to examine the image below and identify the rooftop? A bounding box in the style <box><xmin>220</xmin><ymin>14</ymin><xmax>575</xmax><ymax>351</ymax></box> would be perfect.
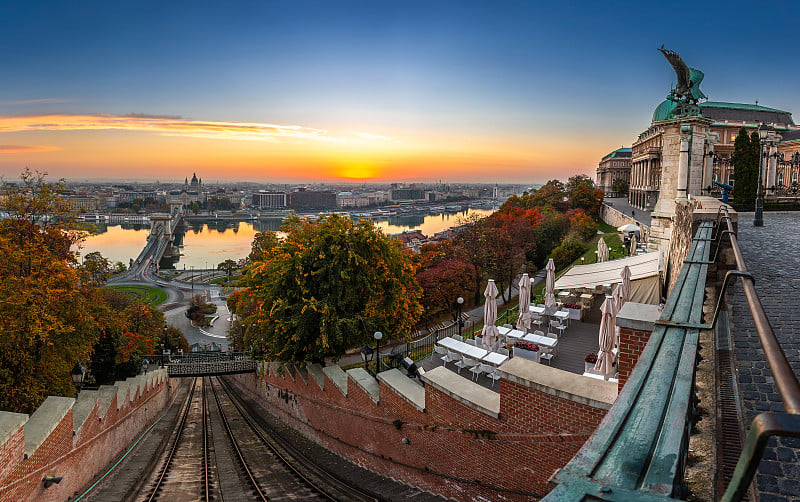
<box><xmin>652</xmin><ymin>100</ymin><xmax>795</xmax><ymax>125</ymax></box>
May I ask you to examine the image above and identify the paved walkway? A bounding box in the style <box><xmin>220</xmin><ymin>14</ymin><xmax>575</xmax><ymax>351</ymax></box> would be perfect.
<box><xmin>728</xmin><ymin>213</ymin><xmax>800</xmax><ymax>501</ymax></box>
<box><xmin>604</xmin><ymin>197</ymin><xmax>652</xmax><ymax>226</ymax></box>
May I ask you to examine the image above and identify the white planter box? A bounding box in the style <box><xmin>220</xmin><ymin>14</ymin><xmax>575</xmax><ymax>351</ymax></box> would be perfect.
<box><xmin>567</xmin><ymin>308</ymin><xmax>581</xmax><ymax>320</ymax></box>
<box><xmin>513</xmin><ymin>347</ymin><xmax>540</xmax><ymax>363</ymax></box>
<box><xmin>585</xmin><ymin>361</ymin><xmax>600</xmax><ymax>374</ymax></box>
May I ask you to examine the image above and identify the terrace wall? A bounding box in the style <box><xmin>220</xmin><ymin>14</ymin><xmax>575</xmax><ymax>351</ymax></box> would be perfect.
<box><xmin>0</xmin><ymin>369</ymin><xmax>179</xmax><ymax>502</ymax></box>
<box><xmin>227</xmin><ymin>358</ymin><xmax>617</xmax><ymax>501</ymax></box>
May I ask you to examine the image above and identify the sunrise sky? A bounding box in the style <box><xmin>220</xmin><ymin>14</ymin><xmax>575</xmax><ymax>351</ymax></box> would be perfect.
<box><xmin>2</xmin><ymin>1</ymin><xmax>799</xmax><ymax>183</ymax></box>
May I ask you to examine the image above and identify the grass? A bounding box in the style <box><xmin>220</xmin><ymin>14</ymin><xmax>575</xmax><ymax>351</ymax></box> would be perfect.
<box><xmin>597</xmin><ymin>221</ymin><xmax>618</xmax><ymax>233</ymax></box>
<box><xmin>107</xmin><ymin>285</ymin><xmax>168</xmax><ymax>306</ymax></box>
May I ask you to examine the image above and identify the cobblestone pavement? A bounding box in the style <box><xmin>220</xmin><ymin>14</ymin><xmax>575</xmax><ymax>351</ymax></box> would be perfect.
<box><xmin>728</xmin><ymin>213</ymin><xmax>800</xmax><ymax>501</ymax></box>
<box><xmin>604</xmin><ymin>197</ymin><xmax>652</xmax><ymax>226</ymax></box>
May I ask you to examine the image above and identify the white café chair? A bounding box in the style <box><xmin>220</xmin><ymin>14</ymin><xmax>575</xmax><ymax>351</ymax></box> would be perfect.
<box><xmin>469</xmin><ymin>360</ymin><xmax>484</xmax><ymax>381</ymax></box>
<box><xmin>466</xmin><ymin>338</ymin><xmax>476</xmax><ymax>346</ymax></box>
<box><xmin>476</xmin><ymin>336</ymin><xmax>483</xmax><ymax>347</ymax></box>
<box><xmin>483</xmin><ymin>363</ymin><xmax>501</xmax><ymax>387</ymax></box>
<box><xmin>453</xmin><ymin>334</ymin><xmax>463</xmax><ymax>342</ymax></box>
<box><xmin>445</xmin><ymin>350</ymin><xmax>460</xmax><ymax>368</ymax></box>
<box><xmin>498</xmin><ymin>347</ymin><xmax>509</xmax><ymax>357</ymax></box>
<box><xmin>531</xmin><ymin>314</ymin><xmax>543</xmax><ymax>329</ymax></box>
<box><xmin>435</xmin><ymin>345</ymin><xmax>449</xmax><ymax>365</ymax></box>
<box><xmin>549</xmin><ymin>320</ymin><xmax>566</xmax><ymax>338</ymax></box>
<box><xmin>540</xmin><ymin>341</ymin><xmax>558</xmax><ymax>365</ymax></box>
<box><xmin>533</xmin><ymin>330</ymin><xmax>546</xmax><ymax>338</ymax></box>
<box><xmin>456</xmin><ymin>356</ymin><xmax>474</xmax><ymax>375</ymax></box>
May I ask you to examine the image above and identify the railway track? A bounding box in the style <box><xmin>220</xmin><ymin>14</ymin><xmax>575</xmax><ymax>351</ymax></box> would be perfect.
<box><xmin>138</xmin><ymin>376</ymin><xmax>380</xmax><ymax>502</ymax></box>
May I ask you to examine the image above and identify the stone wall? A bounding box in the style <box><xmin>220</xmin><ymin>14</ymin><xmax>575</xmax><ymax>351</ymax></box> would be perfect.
<box><xmin>0</xmin><ymin>370</ymin><xmax>179</xmax><ymax>502</ymax></box>
<box><xmin>227</xmin><ymin>358</ymin><xmax>616</xmax><ymax>501</ymax></box>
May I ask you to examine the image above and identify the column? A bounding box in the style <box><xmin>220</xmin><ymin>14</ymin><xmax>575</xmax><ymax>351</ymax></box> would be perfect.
<box><xmin>676</xmin><ymin>124</ymin><xmax>690</xmax><ymax>202</ymax></box>
<box><xmin>768</xmin><ymin>143</ymin><xmax>778</xmax><ymax>195</ymax></box>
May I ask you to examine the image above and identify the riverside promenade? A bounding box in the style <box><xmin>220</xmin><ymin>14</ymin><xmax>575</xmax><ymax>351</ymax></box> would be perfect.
<box><xmin>728</xmin><ymin>213</ymin><xmax>800</xmax><ymax>501</ymax></box>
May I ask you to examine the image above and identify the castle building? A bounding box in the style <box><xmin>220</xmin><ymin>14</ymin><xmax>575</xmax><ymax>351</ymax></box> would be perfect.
<box><xmin>599</xmin><ymin>101</ymin><xmax>799</xmax><ymax>211</ymax></box>
<box><xmin>596</xmin><ymin>147</ymin><xmax>632</xmax><ymax>195</ymax></box>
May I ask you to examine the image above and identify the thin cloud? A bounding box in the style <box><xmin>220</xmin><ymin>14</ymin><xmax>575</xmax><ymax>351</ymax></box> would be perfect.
<box><xmin>0</xmin><ymin>144</ymin><xmax>61</xmax><ymax>153</ymax></box>
<box><xmin>0</xmin><ymin>98</ymin><xmax>73</xmax><ymax>106</ymax></box>
<box><xmin>0</xmin><ymin>113</ymin><xmax>337</xmax><ymax>142</ymax></box>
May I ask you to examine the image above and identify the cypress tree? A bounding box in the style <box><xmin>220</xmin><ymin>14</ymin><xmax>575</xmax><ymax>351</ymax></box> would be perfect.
<box><xmin>732</xmin><ymin>127</ymin><xmax>756</xmax><ymax>207</ymax></box>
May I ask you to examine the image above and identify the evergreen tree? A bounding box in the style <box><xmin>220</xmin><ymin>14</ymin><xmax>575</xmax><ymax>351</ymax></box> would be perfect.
<box><xmin>732</xmin><ymin>127</ymin><xmax>756</xmax><ymax>207</ymax></box>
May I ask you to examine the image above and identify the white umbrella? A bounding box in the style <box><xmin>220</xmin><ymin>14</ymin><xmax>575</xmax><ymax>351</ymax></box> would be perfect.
<box><xmin>612</xmin><ymin>286</ymin><xmax>623</xmax><ymax>347</ymax></box>
<box><xmin>516</xmin><ymin>273</ymin><xmax>531</xmax><ymax>332</ymax></box>
<box><xmin>544</xmin><ymin>258</ymin><xmax>557</xmax><ymax>311</ymax></box>
<box><xmin>480</xmin><ymin>280</ymin><xmax>500</xmax><ymax>349</ymax></box>
<box><xmin>617</xmin><ymin>223</ymin><xmax>640</xmax><ymax>232</ymax></box>
<box><xmin>597</xmin><ymin>238</ymin><xmax>607</xmax><ymax>263</ymax></box>
<box><xmin>619</xmin><ymin>265</ymin><xmax>632</xmax><ymax>304</ymax></box>
<box><xmin>594</xmin><ymin>298</ymin><xmax>616</xmax><ymax>378</ymax></box>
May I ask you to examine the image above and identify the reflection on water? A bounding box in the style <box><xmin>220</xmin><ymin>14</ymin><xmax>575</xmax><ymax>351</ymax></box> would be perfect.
<box><xmin>80</xmin><ymin>208</ymin><xmax>493</xmax><ymax>269</ymax></box>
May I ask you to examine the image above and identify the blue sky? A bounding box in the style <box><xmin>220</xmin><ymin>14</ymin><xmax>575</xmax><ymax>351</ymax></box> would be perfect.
<box><xmin>1</xmin><ymin>0</ymin><xmax>799</xmax><ymax>182</ymax></box>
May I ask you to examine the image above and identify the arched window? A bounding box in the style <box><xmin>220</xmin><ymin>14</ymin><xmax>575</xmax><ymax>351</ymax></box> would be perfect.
<box><xmin>778</xmin><ymin>172</ymin><xmax>784</xmax><ymax>186</ymax></box>
<box><xmin>793</xmin><ymin>170</ymin><xmax>799</xmax><ymax>184</ymax></box>
<box><xmin>793</xmin><ymin>151</ymin><xmax>800</xmax><ymax>163</ymax></box>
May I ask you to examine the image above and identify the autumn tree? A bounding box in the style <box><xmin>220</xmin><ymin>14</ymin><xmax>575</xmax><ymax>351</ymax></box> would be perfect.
<box><xmin>0</xmin><ymin>170</ymin><xmax>98</xmax><ymax>412</ymax></box>
<box><xmin>81</xmin><ymin>251</ymin><xmax>112</xmax><ymax>284</ymax></box>
<box><xmin>232</xmin><ymin>214</ymin><xmax>421</xmax><ymax>363</ymax></box>
<box><xmin>569</xmin><ymin>183</ymin><xmax>604</xmax><ymax>215</ymax></box>
<box><xmin>416</xmin><ymin>259</ymin><xmax>476</xmax><ymax>320</ymax></box>
<box><xmin>247</xmin><ymin>231</ymin><xmax>280</xmax><ymax>263</ymax></box>
<box><xmin>186</xmin><ymin>294</ymin><xmax>217</xmax><ymax>326</ymax></box>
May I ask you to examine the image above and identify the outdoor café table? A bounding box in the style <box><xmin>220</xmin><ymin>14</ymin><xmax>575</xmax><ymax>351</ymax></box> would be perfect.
<box><xmin>437</xmin><ymin>337</ymin><xmax>487</xmax><ymax>360</ymax></box>
<box><xmin>554</xmin><ymin>310</ymin><xmax>570</xmax><ymax>325</ymax></box>
<box><xmin>503</xmin><ymin>328</ymin><xmax>526</xmax><ymax>341</ymax></box>
<box><xmin>482</xmin><ymin>352</ymin><xmax>509</xmax><ymax>366</ymax></box>
<box><xmin>529</xmin><ymin>305</ymin><xmax>546</xmax><ymax>316</ymax></box>
<box><xmin>558</xmin><ymin>291</ymin><xmax>571</xmax><ymax>299</ymax></box>
<box><xmin>522</xmin><ymin>333</ymin><xmax>557</xmax><ymax>348</ymax></box>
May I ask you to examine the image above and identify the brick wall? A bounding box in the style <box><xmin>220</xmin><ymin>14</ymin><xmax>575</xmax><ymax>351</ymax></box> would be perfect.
<box><xmin>0</xmin><ymin>370</ymin><xmax>180</xmax><ymax>502</ymax></box>
<box><xmin>227</xmin><ymin>362</ymin><xmax>610</xmax><ymax>501</ymax></box>
<box><xmin>616</xmin><ymin>326</ymin><xmax>653</xmax><ymax>392</ymax></box>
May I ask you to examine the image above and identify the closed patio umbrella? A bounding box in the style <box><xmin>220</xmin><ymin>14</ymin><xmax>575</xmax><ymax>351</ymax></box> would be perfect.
<box><xmin>516</xmin><ymin>273</ymin><xmax>531</xmax><ymax>332</ymax></box>
<box><xmin>597</xmin><ymin>237</ymin><xmax>608</xmax><ymax>263</ymax></box>
<box><xmin>619</xmin><ymin>265</ymin><xmax>631</xmax><ymax>304</ymax></box>
<box><xmin>630</xmin><ymin>235</ymin><xmax>637</xmax><ymax>256</ymax></box>
<box><xmin>544</xmin><ymin>258</ymin><xmax>557</xmax><ymax>311</ymax></box>
<box><xmin>480</xmin><ymin>280</ymin><xmax>500</xmax><ymax>349</ymax></box>
<box><xmin>594</xmin><ymin>298</ymin><xmax>616</xmax><ymax>378</ymax></box>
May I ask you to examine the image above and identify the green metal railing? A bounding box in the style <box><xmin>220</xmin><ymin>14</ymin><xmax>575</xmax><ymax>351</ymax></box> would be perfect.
<box><xmin>544</xmin><ymin>220</ymin><xmax>714</xmax><ymax>500</ymax></box>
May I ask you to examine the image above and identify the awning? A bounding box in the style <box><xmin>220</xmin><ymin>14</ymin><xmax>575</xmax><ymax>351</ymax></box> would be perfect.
<box><xmin>554</xmin><ymin>252</ymin><xmax>662</xmax><ymax>304</ymax></box>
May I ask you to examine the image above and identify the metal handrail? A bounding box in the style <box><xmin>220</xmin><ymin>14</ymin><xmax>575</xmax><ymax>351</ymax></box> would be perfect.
<box><xmin>717</xmin><ymin>206</ymin><xmax>800</xmax><ymax>501</ymax></box>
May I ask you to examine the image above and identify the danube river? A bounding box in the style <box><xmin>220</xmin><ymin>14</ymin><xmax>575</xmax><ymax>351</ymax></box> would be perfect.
<box><xmin>79</xmin><ymin>208</ymin><xmax>493</xmax><ymax>269</ymax></box>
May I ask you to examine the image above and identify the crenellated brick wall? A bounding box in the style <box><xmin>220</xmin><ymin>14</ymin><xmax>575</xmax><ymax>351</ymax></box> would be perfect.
<box><xmin>0</xmin><ymin>370</ymin><xmax>180</xmax><ymax>502</ymax></box>
<box><xmin>227</xmin><ymin>357</ymin><xmax>617</xmax><ymax>501</ymax></box>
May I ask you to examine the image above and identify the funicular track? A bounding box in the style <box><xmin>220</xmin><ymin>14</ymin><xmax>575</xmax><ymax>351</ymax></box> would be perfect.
<box><xmin>139</xmin><ymin>376</ymin><xmax>379</xmax><ymax>501</ymax></box>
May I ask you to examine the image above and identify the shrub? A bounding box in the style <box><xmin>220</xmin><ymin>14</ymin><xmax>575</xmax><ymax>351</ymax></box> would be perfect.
<box><xmin>551</xmin><ymin>239</ymin><xmax>588</xmax><ymax>270</ymax></box>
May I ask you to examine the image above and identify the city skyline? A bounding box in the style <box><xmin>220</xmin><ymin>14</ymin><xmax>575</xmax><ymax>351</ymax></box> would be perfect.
<box><xmin>2</xmin><ymin>1</ymin><xmax>799</xmax><ymax>183</ymax></box>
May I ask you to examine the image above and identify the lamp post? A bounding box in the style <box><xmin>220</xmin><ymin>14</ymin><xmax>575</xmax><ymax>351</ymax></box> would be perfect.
<box><xmin>373</xmin><ymin>331</ymin><xmax>383</xmax><ymax>374</ymax></box>
<box><xmin>360</xmin><ymin>344</ymin><xmax>375</xmax><ymax>374</ymax></box>
<box><xmin>755</xmin><ymin>123</ymin><xmax>768</xmax><ymax>227</ymax></box>
<box><xmin>456</xmin><ymin>297</ymin><xmax>464</xmax><ymax>338</ymax></box>
<box><xmin>71</xmin><ymin>363</ymin><xmax>86</xmax><ymax>397</ymax></box>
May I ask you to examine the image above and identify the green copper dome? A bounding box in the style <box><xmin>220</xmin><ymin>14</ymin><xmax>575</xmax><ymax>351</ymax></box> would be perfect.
<box><xmin>652</xmin><ymin>100</ymin><xmax>677</xmax><ymax>122</ymax></box>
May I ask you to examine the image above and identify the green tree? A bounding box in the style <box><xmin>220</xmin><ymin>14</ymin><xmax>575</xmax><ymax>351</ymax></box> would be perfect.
<box><xmin>217</xmin><ymin>259</ymin><xmax>238</xmax><ymax>282</ymax></box>
<box><xmin>0</xmin><ymin>170</ymin><xmax>99</xmax><ymax>413</ymax></box>
<box><xmin>611</xmin><ymin>178</ymin><xmax>629</xmax><ymax>195</ymax></box>
<box><xmin>247</xmin><ymin>231</ymin><xmax>280</xmax><ymax>263</ymax></box>
<box><xmin>232</xmin><ymin>214</ymin><xmax>421</xmax><ymax>363</ymax></box>
<box><xmin>81</xmin><ymin>251</ymin><xmax>112</xmax><ymax>284</ymax></box>
<box><xmin>732</xmin><ymin>127</ymin><xmax>758</xmax><ymax>208</ymax></box>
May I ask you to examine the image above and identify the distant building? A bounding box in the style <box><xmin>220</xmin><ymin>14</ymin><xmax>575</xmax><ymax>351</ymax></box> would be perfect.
<box><xmin>252</xmin><ymin>191</ymin><xmax>287</xmax><ymax>209</ymax></box>
<box><xmin>337</xmin><ymin>192</ymin><xmax>371</xmax><ymax>208</ymax></box>
<box><xmin>289</xmin><ymin>189</ymin><xmax>337</xmax><ymax>209</ymax></box>
<box><xmin>390</xmin><ymin>188</ymin><xmax>426</xmax><ymax>201</ymax></box>
<box><xmin>596</xmin><ymin>147</ymin><xmax>632</xmax><ymax>195</ymax></box>
<box><xmin>390</xmin><ymin>230</ymin><xmax>427</xmax><ymax>253</ymax></box>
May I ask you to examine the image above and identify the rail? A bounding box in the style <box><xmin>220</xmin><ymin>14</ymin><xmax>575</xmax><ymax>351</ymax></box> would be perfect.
<box><xmin>713</xmin><ymin>206</ymin><xmax>800</xmax><ymax>502</ymax></box>
<box><xmin>544</xmin><ymin>220</ymin><xmax>714</xmax><ymax>500</ymax></box>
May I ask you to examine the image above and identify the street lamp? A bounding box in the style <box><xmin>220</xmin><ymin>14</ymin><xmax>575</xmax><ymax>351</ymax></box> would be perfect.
<box><xmin>456</xmin><ymin>297</ymin><xmax>464</xmax><ymax>338</ymax></box>
<box><xmin>373</xmin><ymin>331</ymin><xmax>383</xmax><ymax>374</ymax></box>
<box><xmin>360</xmin><ymin>344</ymin><xmax>375</xmax><ymax>374</ymax></box>
<box><xmin>71</xmin><ymin>363</ymin><xmax>86</xmax><ymax>397</ymax></box>
<box><xmin>755</xmin><ymin>123</ymin><xmax>768</xmax><ymax>227</ymax></box>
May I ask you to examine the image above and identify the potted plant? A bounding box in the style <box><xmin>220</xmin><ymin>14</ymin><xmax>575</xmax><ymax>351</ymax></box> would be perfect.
<box><xmin>584</xmin><ymin>353</ymin><xmax>599</xmax><ymax>373</ymax></box>
<box><xmin>513</xmin><ymin>340</ymin><xmax>540</xmax><ymax>363</ymax></box>
<box><xmin>562</xmin><ymin>302</ymin><xmax>582</xmax><ymax>320</ymax></box>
